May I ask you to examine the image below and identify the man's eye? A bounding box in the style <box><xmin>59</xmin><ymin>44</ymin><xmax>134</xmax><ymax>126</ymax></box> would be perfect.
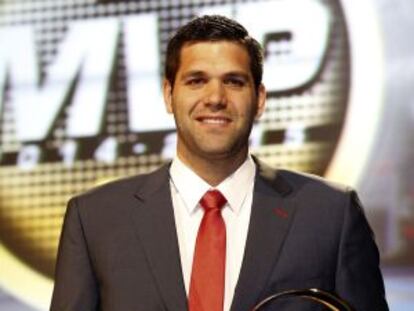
<box><xmin>186</xmin><ymin>78</ymin><xmax>205</xmax><ymax>86</ymax></box>
<box><xmin>225</xmin><ymin>78</ymin><xmax>245</xmax><ymax>87</ymax></box>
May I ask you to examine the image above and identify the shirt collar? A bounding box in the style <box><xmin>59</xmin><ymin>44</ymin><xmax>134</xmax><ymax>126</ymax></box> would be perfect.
<box><xmin>169</xmin><ymin>155</ymin><xmax>256</xmax><ymax>215</ymax></box>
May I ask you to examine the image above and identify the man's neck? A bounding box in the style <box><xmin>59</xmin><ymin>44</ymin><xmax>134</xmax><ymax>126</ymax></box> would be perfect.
<box><xmin>177</xmin><ymin>151</ymin><xmax>248</xmax><ymax>187</ymax></box>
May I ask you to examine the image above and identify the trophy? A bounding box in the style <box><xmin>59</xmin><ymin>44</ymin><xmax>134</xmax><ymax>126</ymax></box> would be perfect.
<box><xmin>252</xmin><ymin>288</ymin><xmax>355</xmax><ymax>311</ymax></box>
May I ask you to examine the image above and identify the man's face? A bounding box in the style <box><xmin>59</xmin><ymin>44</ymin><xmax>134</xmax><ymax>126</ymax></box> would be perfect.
<box><xmin>163</xmin><ymin>41</ymin><xmax>266</xmax><ymax>163</ymax></box>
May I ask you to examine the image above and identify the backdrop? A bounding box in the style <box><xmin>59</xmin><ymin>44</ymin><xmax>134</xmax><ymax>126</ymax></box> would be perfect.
<box><xmin>0</xmin><ymin>0</ymin><xmax>413</xmax><ymax>310</ymax></box>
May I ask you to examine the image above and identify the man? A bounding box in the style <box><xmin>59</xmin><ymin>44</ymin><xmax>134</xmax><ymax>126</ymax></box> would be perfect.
<box><xmin>50</xmin><ymin>15</ymin><xmax>389</xmax><ymax>311</ymax></box>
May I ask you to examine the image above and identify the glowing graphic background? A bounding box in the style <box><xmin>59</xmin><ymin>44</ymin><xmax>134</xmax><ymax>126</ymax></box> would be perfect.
<box><xmin>0</xmin><ymin>0</ymin><xmax>413</xmax><ymax>310</ymax></box>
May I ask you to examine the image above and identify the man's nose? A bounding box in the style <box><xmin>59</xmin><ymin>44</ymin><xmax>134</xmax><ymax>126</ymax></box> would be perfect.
<box><xmin>204</xmin><ymin>80</ymin><xmax>227</xmax><ymax>109</ymax></box>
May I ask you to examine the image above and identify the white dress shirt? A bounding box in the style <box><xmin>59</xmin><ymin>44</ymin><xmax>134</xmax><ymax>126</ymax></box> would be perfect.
<box><xmin>169</xmin><ymin>156</ymin><xmax>256</xmax><ymax>311</ymax></box>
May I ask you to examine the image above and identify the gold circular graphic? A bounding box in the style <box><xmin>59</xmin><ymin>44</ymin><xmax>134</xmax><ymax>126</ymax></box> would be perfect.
<box><xmin>0</xmin><ymin>0</ymin><xmax>374</xmax><ymax>309</ymax></box>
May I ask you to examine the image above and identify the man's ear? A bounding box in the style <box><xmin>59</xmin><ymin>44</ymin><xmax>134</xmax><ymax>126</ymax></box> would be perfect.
<box><xmin>255</xmin><ymin>84</ymin><xmax>266</xmax><ymax>119</ymax></box>
<box><xmin>163</xmin><ymin>78</ymin><xmax>173</xmax><ymax>114</ymax></box>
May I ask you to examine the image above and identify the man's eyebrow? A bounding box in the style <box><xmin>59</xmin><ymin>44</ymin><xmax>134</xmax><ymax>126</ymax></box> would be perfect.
<box><xmin>180</xmin><ymin>70</ymin><xmax>206</xmax><ymax>79</ymax></box>
<box><xmin>180</xmin><ymin>70</ymin><xmax>250</xmax><ymax>81</ymax></box>
<box><xmin>224</xmin><ymin>71</ymin><xmax>250</xmax><ymax>80</ymax></box>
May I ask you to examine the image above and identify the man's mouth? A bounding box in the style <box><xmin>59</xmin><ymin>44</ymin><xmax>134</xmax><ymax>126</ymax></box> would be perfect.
<box><xmin>196</xmin><ymin>116</ymin><xmax>231</xmax><ymax>125</ymax></box>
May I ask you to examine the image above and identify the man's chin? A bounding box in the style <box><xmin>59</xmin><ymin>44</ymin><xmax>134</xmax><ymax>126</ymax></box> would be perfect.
<box><xmin>196</xmin><ymin>146</ymin><xmax>247</xmax><ymax>162</ymax></box>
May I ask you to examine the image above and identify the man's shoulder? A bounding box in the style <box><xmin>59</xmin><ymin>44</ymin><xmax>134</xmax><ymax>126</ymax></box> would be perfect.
<box><xmin>256</xmin><ymin>161</ymin><xmax>359</xmax><ymax>220</ymax></box>
<box><xmin>279</xmin><ymin>168</ymin><xmax>349</xmax><ymax>193</ymax></box>
<box><xmin>256</xmin><ymin>159</ymin><xmax>351</xmax><ymax>198</ymax></box>
<box><xmin>71</xmin><ymin>162</ymin><xmax>170</xmax><ymax>205</ymax></box>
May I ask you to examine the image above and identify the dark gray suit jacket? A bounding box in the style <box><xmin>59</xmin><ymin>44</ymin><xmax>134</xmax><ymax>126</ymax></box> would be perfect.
<box><xmin>50</xmin><ymin>160</ymin><xmax>389</xmax><ymax>311</ymax></box>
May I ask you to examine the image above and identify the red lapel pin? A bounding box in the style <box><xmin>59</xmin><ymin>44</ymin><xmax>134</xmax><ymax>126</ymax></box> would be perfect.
<box><xmin>273</xmin><ymin>207</ymin><xmax>288</xmax><ymax>218</ymax></box>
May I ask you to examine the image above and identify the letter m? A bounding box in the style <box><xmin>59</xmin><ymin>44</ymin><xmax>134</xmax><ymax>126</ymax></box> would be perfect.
<box><xmin>0</xmin><ymin>18</ymin><xmax>119</xmax><ymax>142</ymax></box>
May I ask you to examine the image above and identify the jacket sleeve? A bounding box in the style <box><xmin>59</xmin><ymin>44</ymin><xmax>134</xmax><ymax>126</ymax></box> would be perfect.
<box><xmin>335</xmin><ymin>190</ymin><xmax>389</xmax><ymax>311</ymax></box>
<box><xmin>50</xmin><ymin>197</ymin><xmax>100</xmax><ymax>311</ymax></box>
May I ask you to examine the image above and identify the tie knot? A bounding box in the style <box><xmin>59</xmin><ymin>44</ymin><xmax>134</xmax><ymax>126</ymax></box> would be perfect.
<box><xmin>200</xmin><ymin>190</ymin><xmax>227</xmax><ymax>211</ymax></box>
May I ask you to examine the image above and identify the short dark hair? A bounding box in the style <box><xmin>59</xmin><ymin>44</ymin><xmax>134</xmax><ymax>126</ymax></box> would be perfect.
<box><xmin>165</xmin><ymin>15</ymin><xmax>263</xmax><ymax>91</ymax></box>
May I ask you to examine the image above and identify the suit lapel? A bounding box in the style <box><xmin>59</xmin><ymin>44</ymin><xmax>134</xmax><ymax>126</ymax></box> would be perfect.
<box><xmin>128</xmin><ymin>160</ymin><xmax>298</xmax><ymax>311</ymax></box>
<box><xmin>231</xmin><ymin>161</ymin><xmax>297</xmax><ymax>311</ymax></box>
<box><xmin>130</xmin><ymin>164</ymin><xmax>187</xmax><ymax>311</ymax></box>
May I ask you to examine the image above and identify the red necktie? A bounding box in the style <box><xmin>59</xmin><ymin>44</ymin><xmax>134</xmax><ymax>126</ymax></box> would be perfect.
<box><xmin>188</xmin><ymin>190</ymin><xmax>227</xmax><ymax>311</ymax></box>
